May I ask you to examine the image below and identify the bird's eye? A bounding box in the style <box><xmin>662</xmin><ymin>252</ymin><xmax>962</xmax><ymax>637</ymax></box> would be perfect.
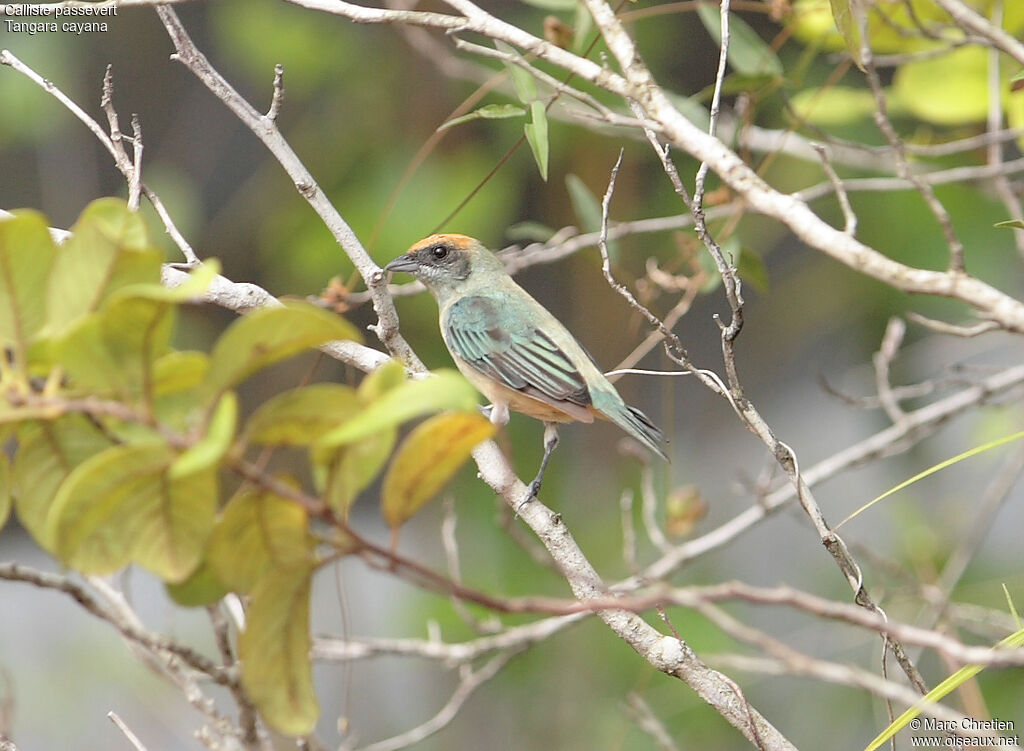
<box><xmin>430</xmin><ymin>244</ymin><xmax>449</xmax><ymax>260</ymax></box>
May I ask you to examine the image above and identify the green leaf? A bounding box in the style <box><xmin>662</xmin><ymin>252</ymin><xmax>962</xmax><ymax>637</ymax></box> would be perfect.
<box><xmin>505</xmin><ymin>221</ymin><xmax>557</xmax><ymax>243</ymax></box>
<box><xmin>439</xmin><ymin>104</ymin><xmax>526</xmax><ymax>131</ymax></box>
<box><xmin>697</xmin><ymin>245</ymin><xmax>722</xmax><ymax>293</ymax></box>
<box><xmin>357</xmin><ymin>359</ymin><xmax>407</xmax><ymax>402</ymax></box>
<box><xmin>737</xmin><ymin>247</ymin><xmax>769</xmax><ymax>293</ymax></box>
<box><xmin>995</xmin><ymin>219</ymin><xmax>1024</xmax><ymax>230</ymax></box>
<box><xmin>789</xmin><ymin>86</ymin><xmax>877</xmax><ymax>126</ymax></box>
<box><xmin>666</xmin><ymin>91</ymin><xmax>712</xmax><ymax>131</ymax></box>
<box><xmin>695</xmin><ymin>72</ymin><xmax>780</xmax><ymax>101</ymax></box>
<box><xmin>568</xmin><ymin>173</ymin><xmax>619</xmax><ymax>261</ymax></box>
<box><xmin>46</xmin><ymin>199</ymin><xmax>163</xmax><ymax>336</ymax></box>
<box><xmin>697</xmin><ymin>5</ymin><xmax>783</xmax><ymax>78</ymax></box>
<box><xmin>840</xmin><ymin>429</ymin><xmax>1024</xmax><ymax>528</ymax></box>
<box><xmin>1003</xmin><ymin>584</ymin><xmax>1021</xmax><ymax>629</ymax></box>
<box><xmin>892</xmin><ymin>46</ymin><xmax>989</xmax><ymax>125</ymax></box>
<box><xmin>0</xmin><ymin>454</ymin><xmax>10</xmax><ymax>531</ymax></box>
<box><xmin>317</xmin><ymin>369</ymin><xmax>480</xmax><ymax>448</ymax></box>
<box><xmin>239</xmin><ymin>565</ymin><xmax>319</xmax><ymax>736</ymax></box>
<box><xmin>828</xmin><ymin>0</ymin><xmax>864</xmax><ymax>70</ymax></box>
<box><xmin>565</xmin><ymin>174</ymin><xmax>603</xmax><ymax>233</ymax></box>
<box><xmin>79</xmin><ymin>197</ymin><xmax>150</xmax><ymax>250</ymax></box>
<box><xmin>0</xmin><ymin>210</ymin><xmax>55</xmax><ymax>372</ymax></box>
<box><xmin>207</xmin><ymin>485</ymin><xmax>313</xmax><ymax>594</ymax></box>
<box><xmin>495</xmin><ymin>40</ymin><xmax>537</xmax><ymax>104</ymax></box>
<box><xmin>46</xmin><ymin>443</ymin><xmax>217</xmax><ymax>582</ymax></box>
<box><xmin>205</xmin><ymin>299</ymin><xmax>362</xmax><ymax>399</ymax></box>
<box><xmin>110</xmin><ymin>259</ymin><xmax>219</xmax><ymax>306</ymax></box>
<box><xmin>246</xmin><ymin>383</ymin><xmax>360</xmax><ymax>445</ymax></box>
<box><xmin>865</xmin><ymin>626</ymin><xmax>1024</xmax><ymax>751</ymax></box>
<box><xmin>165</xmin><ymin>558</ymin><xmax>229</xmax><ymax>607</ymax></box>
<box><xmin>313</xmin><ymin>427</ymin><xmax>396</xmax><ymax>518</ymax></box>
<box><xmin>382</xmin><ymin>412</ymin><xmax>495</xmax><ymax>528</ymax></box>
<box><xmin>572</xmin><ymin>3</ymin><xmax>593</xmax><ymax>55</ymax></box>
<box><xmin>153</xmin><ymin>350</ymin><xmax>210</xmax><ymax>395</ymax></box>
<box><xmin>169</xmin><ymin>391</ymin><xmax>238</xmax><ymax>479</ymax></box>
<box><xmin>524</xmin><ymin>100</ymin><xmax>550</xmax><ymax>182</ymax></box>
<box><xmin>157</xmin><ymin>259</ymin><xmax>220</xmax><ymax>300</ymax></box>
<box><xmin>12</xmin><ymin>416</ymin><xmax>114</xmax><ymax>550</ymax></box>
<box><xmin>152</xmin><ymin>351</ymin><xmax>212</xmax><ymax>434</ymax></box>
<box><xmin>57</xmin><ymin>292</ymin><xmax>175</xmax><ymax>402</ymax></box>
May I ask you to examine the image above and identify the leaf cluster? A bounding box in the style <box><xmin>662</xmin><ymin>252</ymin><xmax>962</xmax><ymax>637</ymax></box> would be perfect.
<box><xmin>0</xmin><ymin>200</ymin><xmax>493</xmax><ymax>736</ymax></box>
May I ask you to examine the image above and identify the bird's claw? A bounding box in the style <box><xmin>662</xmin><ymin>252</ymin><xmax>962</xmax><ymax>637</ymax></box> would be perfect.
<box><xmin>515</xmin><ymin>479</ymin><xmax>541</xmax><ymax>516</ymax></box>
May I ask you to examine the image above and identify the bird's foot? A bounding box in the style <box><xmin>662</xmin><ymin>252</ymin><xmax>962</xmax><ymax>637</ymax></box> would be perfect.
<box><xmin>515</xmin><ymin>477</ymin><xmax>542</xmax><ymax>515</ymax></box>
<box><xmin>515</xmin><ymin>424</ymin><xmax>559</xmax><ymax>517</ymax></box>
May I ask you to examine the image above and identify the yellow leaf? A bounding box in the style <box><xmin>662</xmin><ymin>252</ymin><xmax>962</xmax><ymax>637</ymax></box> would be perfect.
<box><xmin>240</xmin><ymin>565</ymin><xmax>319</xmax><ymax>736</ymax></box>
<box><xmin>893</xmin><ymin>46</ymin><xmax>991</xmax><ymax>126</ymax></box>
<box><xmin>0</xmin><ymin>454</ymin><xmax>10</xmax><ymax>530</ymax></box>
<box><xmin>382</xmin><ymin>412</ymin><xmax>495</xmax><ymax>528</ymax></box>
<box><xmin>207</xmin><ymin>485</ymin><xmax>313</xmax><ymax>594</ymax></box>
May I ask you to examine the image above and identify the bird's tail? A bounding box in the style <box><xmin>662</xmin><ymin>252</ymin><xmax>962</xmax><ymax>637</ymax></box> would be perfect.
<box><xmin>599</xmin><ymin>394</ymin><xmax>669</xmax><ymax>461</ymax></box>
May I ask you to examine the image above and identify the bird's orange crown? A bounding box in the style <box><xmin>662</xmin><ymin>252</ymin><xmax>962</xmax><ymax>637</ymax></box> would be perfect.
<box><xmin>407</xmin><ymin>233</ymin><xmax>478</xmax><ymax>253</ymax></box>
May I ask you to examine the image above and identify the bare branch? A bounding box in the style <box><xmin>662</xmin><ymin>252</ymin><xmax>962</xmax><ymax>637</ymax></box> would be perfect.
<box><xmin>630</xmin><ymin>362</ymin><xmax>1024</xmax><ymax>581</ymax></box>
<box><xmin>152</xmin><ymin>6</ymin><xmax>423</xmax><ymax>370</ymax></box>
<box><xmin>345</xmin><ymin>651</ymin><xmax>520</xmax><ymax>751</ymax></box>
<box><xmin>932</xmin><ymin>0</ymin><xmax>1024</xmax><ymax>66</ymax></box>
<box><xmin>0</xmin><ymin>51</ymin><xmax>199</xmax><ymax>264</ymax></box>
<box><xmin>858</xmin><ymin>14</ymin><xmax>965</xmax><ymax>272</ymax></box>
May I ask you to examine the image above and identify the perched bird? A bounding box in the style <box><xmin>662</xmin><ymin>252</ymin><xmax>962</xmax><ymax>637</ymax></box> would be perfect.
<box><xmin>385</xmin><ymin>234</ymin><xmax>668</xmax><ymax>504</ymax></box>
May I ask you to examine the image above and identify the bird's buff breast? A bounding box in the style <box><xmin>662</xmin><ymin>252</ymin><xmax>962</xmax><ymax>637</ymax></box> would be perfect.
<box><xmin>450</xmin><ymin>354</ymin><xmax>589</xmax><ymax>424</ymax></box>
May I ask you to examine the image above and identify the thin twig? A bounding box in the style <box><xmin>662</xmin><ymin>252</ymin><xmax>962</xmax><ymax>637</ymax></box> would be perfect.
<box><xmin>107</xmin><ymin>712</ymin><xmax>150</xmax><ymax>751</ymax></box>
<box><xmin>597</xmin><ymin>149</ymin><xmax>688</xmax><ymax>366</ymax></box>
<box><xmin>347</xmin><ymin>650</ymin><xmax>521</xmax><ymax>751</ymax></box>
<box><xmin>811</xmin><ymin>143</ymin><xmax>857</xmax><ymax>235</ymax></box>
<box><xmin>858</xmin><ymin>11</ymin><xmax>965</xmax><ymax>272</ymax></box>
<box><xmin>625</xmin><ymin>693</ymin><xmax>681</xmax><ymax>751</ymax></box>
<box><xmin>906</xmin><ymin>312</ymin><xmax>1002</xmax><ymax>337</ymax></box>
<box><xmin>266</xmin><ymin>64</ymin><xmax>284</xmax><ymax>122</ymax></box>
<box><xmin>0</xmin><ymin>51</ymin><xmax>199</xmax><ymax>264</ymax></box>
<box><xmin>872</xmin><ymin>317</ymin><xmax>907</xmax><ymax>425</ymax></box>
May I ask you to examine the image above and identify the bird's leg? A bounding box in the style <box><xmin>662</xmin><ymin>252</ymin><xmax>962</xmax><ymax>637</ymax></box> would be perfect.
<box><xmin>481</xmin><ymin>402</ymin><xmax>510</xmax><ymax>426</ymax></box>
<box><xmin>519</xmin><ymin>423</ymin><xmax>559</xmax><ymax>511</ymax></box>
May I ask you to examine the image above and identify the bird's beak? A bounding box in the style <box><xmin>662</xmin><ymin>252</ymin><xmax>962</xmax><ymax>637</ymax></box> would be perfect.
<box><xmin>384</xmin><ymin>254</ymin><xmax>419</xmax><ymax>274</ymax></box>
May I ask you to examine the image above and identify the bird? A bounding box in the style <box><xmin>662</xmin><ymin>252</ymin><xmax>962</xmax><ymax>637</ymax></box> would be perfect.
<box><xmin>385</xmin><ymin>234</ymin><xmax>668</xmax><ymax>505</ymax></box>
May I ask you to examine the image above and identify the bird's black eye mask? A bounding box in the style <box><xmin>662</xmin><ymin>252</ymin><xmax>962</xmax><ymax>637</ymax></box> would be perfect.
<box><xmin>417</xmin><ymin>243</ymin><xmax>470</xmax><ymax>281</ymax></box>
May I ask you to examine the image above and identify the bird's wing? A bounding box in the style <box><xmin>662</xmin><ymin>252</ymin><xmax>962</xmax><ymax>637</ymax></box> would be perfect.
<box><xmin>444</xmin><ymin>295</ymin><xmax>592</xmax><ymax>407</ymax></box>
